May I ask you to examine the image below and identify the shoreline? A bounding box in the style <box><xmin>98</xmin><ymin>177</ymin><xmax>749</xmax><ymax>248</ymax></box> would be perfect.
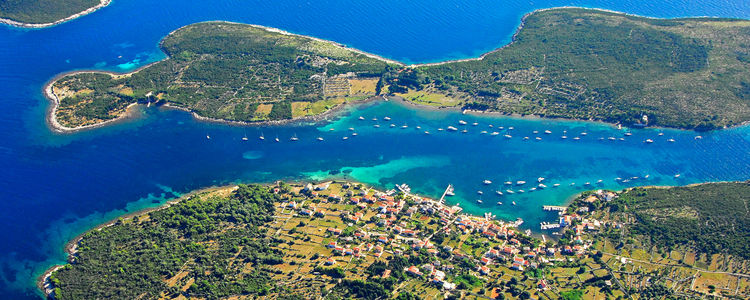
<box><xmin>37</xmin><ymin>178</ymin><xmax>749</xmax><ymax>296</ymax></box>
<box><xmin>43</xmin><ymin>61</ymin><xmax>164</xmax><ymax>134</ymax></box>
<box><xmin>163</xmin><ymin>94</ymin><xmax>384</xmax><ymax>128</ymax></box>
<box><xmin>389</xmin><ymin>95</ymin><xmax>747</xmax><ymax>133</ymax></box>
<box><xmin>43</xmin><ymin>7</ymin><xmax>750</xmax><ymax>134</ymax></box>
<box><xmin>36</xmin><ymin>184</ymin><xmax>235</xmax><ymax>297</ymax></box>
<box><xmin>0</xmin><ymin>0</ymin><xmax>112</xmax><ymax>29</ymax></box>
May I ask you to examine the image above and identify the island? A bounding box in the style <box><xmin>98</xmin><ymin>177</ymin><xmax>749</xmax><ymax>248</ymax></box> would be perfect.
<box><xmin>46</xmin><ymin>8</ymin><xmax>750</xmax><ymax>132</ymax></box>
<box><xmin>42</xmin><ymin>180</ymin><xmax>750</xmax><ymax>299</ymax></box>
<box><xmin>0</xmin><ymin>0</ymin><xmax>110</xmax><ymax>28</ymax></box>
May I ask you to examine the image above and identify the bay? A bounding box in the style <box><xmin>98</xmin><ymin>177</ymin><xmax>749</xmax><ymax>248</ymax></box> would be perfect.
<box><xmin>1</xmin><ymin>0</ymin><xmax>749</xmax><ymax>298</ymax></box>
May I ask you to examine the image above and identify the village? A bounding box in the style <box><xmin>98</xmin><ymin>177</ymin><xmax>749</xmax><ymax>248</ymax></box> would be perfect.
<box><xmin>259</xmin><ymin>181</ymin><xmax>635</xmax><ymax>299</ymax></box>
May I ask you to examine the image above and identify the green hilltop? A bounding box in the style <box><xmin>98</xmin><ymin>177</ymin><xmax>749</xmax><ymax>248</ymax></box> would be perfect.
<box><xmin>49</xmin><ymin>8</ymin><xmax>750</xmax><ymax>130</ymax></box>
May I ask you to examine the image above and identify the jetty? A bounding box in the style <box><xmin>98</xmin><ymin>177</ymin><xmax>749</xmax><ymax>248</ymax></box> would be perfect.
<box><xmin>543</xmin><ymin>205</ymin><xmax>567</xmax><ymax>212</ymax></box>
<box><xmin>439</xmin><ymin>184</ymin><xmax>454</xmax><ymax>204</ymax></box>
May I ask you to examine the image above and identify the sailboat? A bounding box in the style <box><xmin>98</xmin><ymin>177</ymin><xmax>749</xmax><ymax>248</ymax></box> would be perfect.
<box><xmin>242</xmin><ymin>129</ymin><xmax>248</xmax><ymax>141</ymax></box>
<box><xmin>259</xmin><ymin>132</ymin><xmax>265</xmax><ymax>140</ymax></box>
<box><xmin>274</xmin><ymin>136</ymin><xmax>280</xmax><ymax>142</ymax></box>
<box><xmin>290</xmin><ymin>134</ymin><xmax>299</xmax><ymax>141</ymax></box>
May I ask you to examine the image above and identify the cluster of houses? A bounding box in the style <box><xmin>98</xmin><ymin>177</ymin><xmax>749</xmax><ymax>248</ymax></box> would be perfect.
<box><xmin>278</xmin><ymin>182</ymin><xmax>622</xmax><ymax>294</ymax></box>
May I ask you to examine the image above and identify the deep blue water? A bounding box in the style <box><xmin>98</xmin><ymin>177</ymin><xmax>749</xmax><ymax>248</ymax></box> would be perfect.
<box><xmin>1</xmin><ymin>0</ymin><xmax>750</xmax><ymax>298</ymax></box>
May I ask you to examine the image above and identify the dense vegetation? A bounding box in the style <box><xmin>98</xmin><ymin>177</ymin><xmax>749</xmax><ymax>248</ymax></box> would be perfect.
<box><xmin>48</xmin><ymin>184</ymin><xmax>282</xmax><ymax>299</ymax></box>
<box><xmin>403</xmin><ymin>8</ymin><xmax>750</xmax><ymax>130</ymax></box>
<box><xmin>610</xmin><ymin>181</ymin><xmax>750</xmax><ymax>259</ymax></box>
<box><xmin>51</xmin><ymin>21</ymin><xmax>392</xmax><ymax>127</ymax></box>
<box><xmin>52</xmin><ymin>9</ymin><xmax>750</xmax><ymax>129</ymax></box>
<box><xmin>0</xmin><ymin>0</ymin><xmax>101</xmax><ymax>24</ymax></box>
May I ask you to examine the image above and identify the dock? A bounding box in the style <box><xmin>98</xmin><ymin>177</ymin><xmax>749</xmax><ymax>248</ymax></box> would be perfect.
<box><xmin>543</xmin><ymin>205</ymin><xmax>567</xmax><ymax>212</ymax></box>
<box><xmin>438</xmin><ymin>184</ymin><xmax>453</xmax><ymax>204</ymax></box>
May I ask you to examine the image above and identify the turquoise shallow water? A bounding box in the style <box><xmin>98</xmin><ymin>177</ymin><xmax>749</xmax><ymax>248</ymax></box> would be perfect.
<box><xmin>1</xmin><ymin>0</ymin><xmax>750</xmax><ymax>298</ymax></box>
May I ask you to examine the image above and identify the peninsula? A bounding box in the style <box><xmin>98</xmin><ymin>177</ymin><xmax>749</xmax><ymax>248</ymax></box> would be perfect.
<box><xmin>42</xmin><ymin>180</ymin><xmax>750</xmax><ymax>299</ymax></box>
<box><xmin>0</xmin><ymin>0</ymin><xmax>110</xmax><ymax>28</ymax></box>
<box><xmin>46</xmin><ymin>8</ymin><xmax>750</xmax><ymax>132</ymax></box>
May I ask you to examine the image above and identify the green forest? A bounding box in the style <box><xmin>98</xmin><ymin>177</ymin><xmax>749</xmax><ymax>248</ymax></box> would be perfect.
<box><xmin>403</xmin><ymin>8</ymin><xmax>750</xmax><ymax>130</ymax></box>
<box><xmin>51</xmin><ymin>21</ymin><xmax>392</xmax><ymax>127</ymax></box>
<box><xmin>52</xmin><ymin>8</ymin><xmax>750</xmax><ymax>130</ymax></box>
<box><xmin>0</xmin><ymin>0</ymin><xmax>100</xmax><ymax>24</ymax></box>
<box><xmin>610</xmin><ymin>182</ymin><xmax>750</xmax><ymax>259</ymax></box>
<box><xmin>48</xmin><ymin>184</ymin><xmax>283</xmax><ymax>299</ymax></box>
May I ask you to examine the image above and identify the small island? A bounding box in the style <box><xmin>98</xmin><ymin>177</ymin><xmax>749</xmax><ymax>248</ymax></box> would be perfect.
<box><xmin>47</xmin><ymin>8</ymin><xmax>750</xmax><ymax>132</ymax></box>
<box><xmin>43</xmin><ymin>180</ymin><xmax>750</xmax><ymax>299</ymax></box>
<box><xmin>0</xmin><ymin>0</ymin><xmax>111</xmax><ymax>28</ymax></box>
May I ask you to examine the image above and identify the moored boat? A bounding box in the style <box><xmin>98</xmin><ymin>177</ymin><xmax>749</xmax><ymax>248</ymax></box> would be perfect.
<box><xmin>396</xmin><ymin>183</ymin><xmax>411</xmax><ymax>193</ymax></box>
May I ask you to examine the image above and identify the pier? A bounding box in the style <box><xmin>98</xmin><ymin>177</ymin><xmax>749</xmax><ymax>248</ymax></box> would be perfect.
<box><xmin>543</xmin><ymin>205</ymin><xmax>567</xmax><ymax>211</ymax></box>
<box><xmin>438</xmin><ymin>184</ymin><xmax>453</xmax><ymax>204</ymax></box>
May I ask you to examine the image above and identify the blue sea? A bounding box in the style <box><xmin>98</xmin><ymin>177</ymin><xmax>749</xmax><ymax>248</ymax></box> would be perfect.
<box><xmin>1</xmin><ymin>0</ymin><xmax>749</xmax><ymax>298</ymax></box>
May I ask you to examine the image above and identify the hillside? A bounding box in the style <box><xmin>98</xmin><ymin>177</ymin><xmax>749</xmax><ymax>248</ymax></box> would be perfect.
<box><xmin>0</xmin><ymin>0</ymin><xmax>103</xmax><ymax>25</ymax></box>
<box><xmin>45</xmin><ymin>181</ymin><xmax>750</xmax><ymax>299</ymax></box>
<box><xmin>407</xmin><ymin>8</ymin><xmax>750</xmax><ymax>130</ymax></box>
<box><xmin>49</xmin><ymin>22</ymin><xmax>394</xmax><ymax>129</ymax></box>
<box><xmin>48</xmin><ymin>8</ymin><xmax>750</xmax><ymax>130</ymax></box>
<box><xmin>48</xmin><ymin>184</ymin><xmax>281</xmax><ymax>299</ymax></box>
<box><xmin>560</xmin><ymin>182</ymin><xmax>750</xmax><ymax>298</ymax></box>
<box><xmin>608</xmin><ymin>182</ymin><xmax>750</xmax><ymax>259</ymax></box>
